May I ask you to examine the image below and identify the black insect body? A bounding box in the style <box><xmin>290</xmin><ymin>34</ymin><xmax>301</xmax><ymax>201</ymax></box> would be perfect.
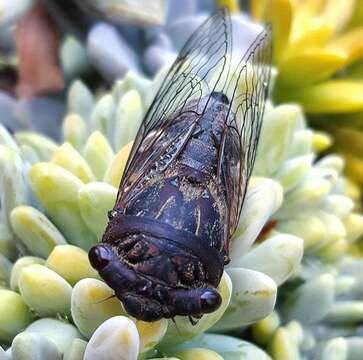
<box><xmin>89</xmin><ymin>9</ymin><xmax>272</xmax><ymax>322</ymax></box>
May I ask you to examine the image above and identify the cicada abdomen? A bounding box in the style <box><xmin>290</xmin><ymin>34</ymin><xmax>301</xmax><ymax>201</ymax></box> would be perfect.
<box><xmin>89</xmin><ymin>9</ymin><xmax>272</xmax><ymax>322</ymax></box>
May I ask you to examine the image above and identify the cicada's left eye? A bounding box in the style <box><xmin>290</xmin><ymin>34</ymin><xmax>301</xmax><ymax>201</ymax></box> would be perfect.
<box><xmin>88</xmin><ymin>244</ymin><xmax>113</xmax><ymax>271</ymax></box>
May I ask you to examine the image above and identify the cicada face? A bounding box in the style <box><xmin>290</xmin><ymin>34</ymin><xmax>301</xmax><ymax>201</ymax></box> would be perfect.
<box><xmin>89</xmin><ymin>9</ymin><xmax>272</xmax><ymax>322</ymax></box>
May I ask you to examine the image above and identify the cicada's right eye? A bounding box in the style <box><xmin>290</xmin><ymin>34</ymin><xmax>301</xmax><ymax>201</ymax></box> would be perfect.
<box><xmin>200</xmin><ymin>289</ymin><xmax>222</xmax><ymax>313</ymax></box>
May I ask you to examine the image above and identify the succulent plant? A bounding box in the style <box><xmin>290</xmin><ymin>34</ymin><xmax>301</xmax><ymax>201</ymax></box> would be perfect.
<box><xmin>250</xmin><ymin>252</ymin><xmax>363</xmax><ymax>359</ymax></box>
<box><xmin>250</xmin><ymin>0</ymin><xmax>363</xmax><ymax>191</ymax></box>
<box><xmin>0</xmin><ymin>60</ymin><xmax>362</xmax><ymax>359</ymax></box>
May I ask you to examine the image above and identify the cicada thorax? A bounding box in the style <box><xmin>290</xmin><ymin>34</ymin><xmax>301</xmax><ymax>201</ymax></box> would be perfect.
<box><xmin>91</xmin><ymin>95</ymin><xmax>239</xmax><ymax>321</ymax></box>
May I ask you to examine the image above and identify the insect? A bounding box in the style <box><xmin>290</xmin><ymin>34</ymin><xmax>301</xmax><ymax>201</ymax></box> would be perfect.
<box><xmin>89</xmin><ymin>9</ymin><xmax>272</xmax><ymax>322</ymax></box>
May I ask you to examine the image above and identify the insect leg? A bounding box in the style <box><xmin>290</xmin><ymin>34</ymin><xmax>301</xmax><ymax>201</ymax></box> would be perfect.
<box><xmin>168</xmin><ymin>287</ymin><xmax>221</xmax><ymax>317</ymax></box>
<box><xmin>122</xmin><ymin>294</ymin><xmax>165</xmax><ymax>322</ymax></box>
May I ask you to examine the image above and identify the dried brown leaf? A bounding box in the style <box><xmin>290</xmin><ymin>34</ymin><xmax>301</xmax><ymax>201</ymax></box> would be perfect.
<box><xmin>15</xmin><ymin>1</ymin><xmax>64</xmax><ymax>97</ymax></box>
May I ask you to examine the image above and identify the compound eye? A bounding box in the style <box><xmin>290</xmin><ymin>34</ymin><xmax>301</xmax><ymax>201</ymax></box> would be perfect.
<box><xmin>88</xmin><ymin>245</ymin><xmax>113</xmax><ymax>271</ymax></box>
<box><xmin>200</xmin><ymin>289</ymin><xmax>222</xmax><ymax>313</ymax></box>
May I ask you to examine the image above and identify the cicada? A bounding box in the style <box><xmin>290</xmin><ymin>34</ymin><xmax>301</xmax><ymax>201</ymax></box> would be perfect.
<box><xmin>89</xmin><ymin>9</ymin><xmax>272</xmax><ymax>322</ymax></box>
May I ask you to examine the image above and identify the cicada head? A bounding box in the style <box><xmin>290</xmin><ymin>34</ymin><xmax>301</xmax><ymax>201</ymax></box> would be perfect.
<box><xmin>89</xmin><ymin>208</ymin><xmax>223</xmax><ymax>322</ymax></box>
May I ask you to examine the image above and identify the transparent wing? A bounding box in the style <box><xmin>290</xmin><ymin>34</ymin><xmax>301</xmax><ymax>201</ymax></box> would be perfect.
<box><xmin>115</xmin><ymin>9</ymin><xmax>232</xmax><ymax>206</ymax></box>
<box><xmin>222</xmin><ymin>24</ymin><xmax>272</xmax><ymax>239</ymax></box>
<box><xmin>114</xmin><ymin>7</ymin><xmax>272</xmax><ymax>247</ymax></box>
